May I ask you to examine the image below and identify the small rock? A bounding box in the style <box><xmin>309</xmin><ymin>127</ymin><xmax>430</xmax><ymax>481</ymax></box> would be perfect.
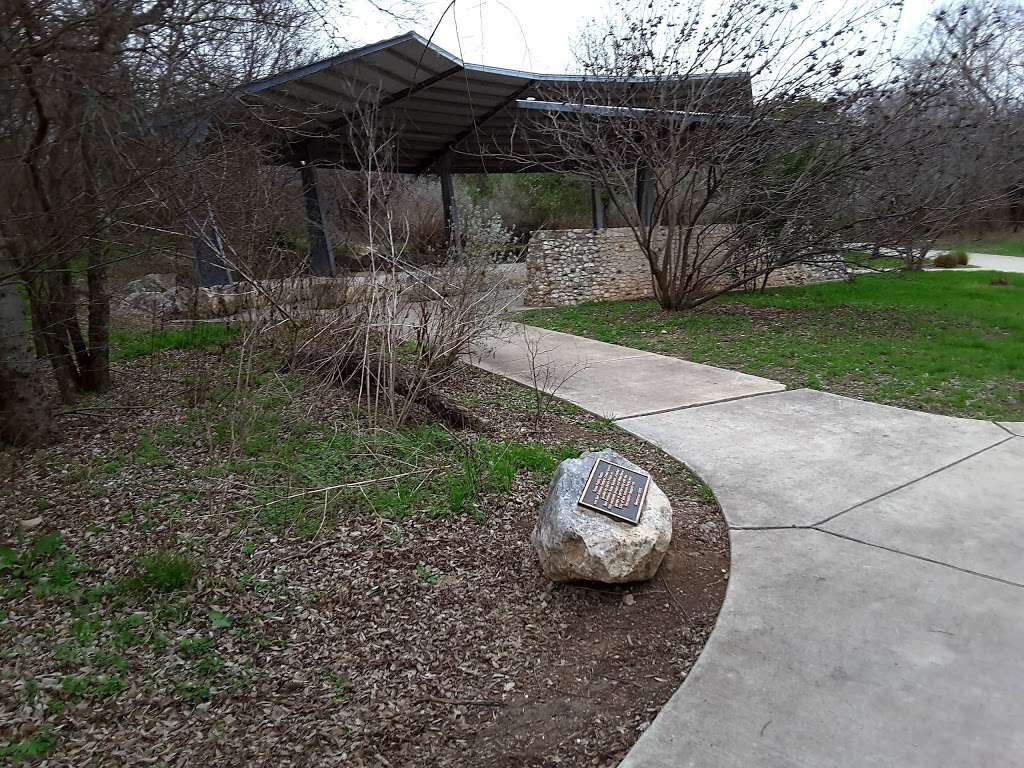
<box><xmin>623</xmin><ymin>593</ymin><xmax>635</xmax><ymax>606</ymax></box>
<box><xmin>18</xmin><ymin>516</ymin><xmax>43</xmax><ymax>531</ymax></box>
<box><xmin>531</xmin><ymin>449</ymin><xmax>672</xmax><ymax>583</ymax></box>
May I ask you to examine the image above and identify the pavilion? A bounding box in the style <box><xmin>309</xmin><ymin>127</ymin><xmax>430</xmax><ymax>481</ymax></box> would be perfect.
<box><xmin>192</xmin><ymin>32</ymin><xmax>752</xmax><ymax>286</ymax></box>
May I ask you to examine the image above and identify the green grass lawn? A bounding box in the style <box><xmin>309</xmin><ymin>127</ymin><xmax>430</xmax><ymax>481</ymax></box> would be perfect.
<box><xmin>843</xmin><ymin>251</ymin><xmax>905</xmax><ymax>270</ymax></box>
<box><xmin>111</xmin><ymin>323</ymin><xmax>237</xmax><ymax>361</ymax></box>
<box><xmin>941</xmin><ymin>236</ymin><xmax>1024</xmax><ymax>257</ymax></box>
<box><xmin>846</xmin><ymin>250</ymin><xmax>975</xmax><ymax>270</ymax></box>
<box><xmin>521</xmin><ymin>271</ymin><xmax>1024</xmax><ymax>421</ymax></box>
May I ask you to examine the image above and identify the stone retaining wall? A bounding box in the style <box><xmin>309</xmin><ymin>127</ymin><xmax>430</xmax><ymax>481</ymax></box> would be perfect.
<box><xmin>525</xmin><ymin>229</ymin><xmax>653</xmax><ymax>306</ymax></box>
<box><xmin>525</xmin><ymin>227</ymin><xmax>847</xmax><ymax>306</ymax></box>
<box><xmin>122</xmin><ymin>264</ymin><xmax>527</xmax><ymax>319</ymax></box>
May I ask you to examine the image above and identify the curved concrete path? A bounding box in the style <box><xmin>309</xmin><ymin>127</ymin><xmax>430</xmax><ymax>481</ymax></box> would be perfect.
<box><xmin>961</xmin><ymin>251</ymin><xmax>1024</xmax><ymax>274</ymax></box>
<box><xmin>916</xmin><ymin>249</ymin><xmax>1024</xmax><ymax>274</ymax></box>
<box><xmin>471</xmin><ymin>326</ymin><xmax>1024</xmax><ymax>767</ymax></box>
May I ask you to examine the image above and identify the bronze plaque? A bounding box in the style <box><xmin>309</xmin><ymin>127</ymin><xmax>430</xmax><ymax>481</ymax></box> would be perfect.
<box><xmin>578</xmin><ymin>459</ymin><xmax>651</xmax><ymax>526</ymax></box>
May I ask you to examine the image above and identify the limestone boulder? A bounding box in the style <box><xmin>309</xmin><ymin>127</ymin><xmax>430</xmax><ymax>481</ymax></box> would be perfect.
<box><xmin>125</xmin><ymin>273</ymin><xmax>177</xmax><ymax>294</ymax></box>
<box><xmin>190</xmin><ymin>287</ymin><xmax>215</xmax><ymax>318</ymax></box>
<box><xmin>121</xmin><ymin>286</ymin><xmax>191</xmax><ymax>318</ymax></box>
<box><xmin>532</xmin><ymin>449</ymin><xmax>672</xmax><ymax>583</ymax></box>
<box><xmin>121</xmin><ymin>291</ymin><xmax>159</xmax><ymax>314</ymax></box>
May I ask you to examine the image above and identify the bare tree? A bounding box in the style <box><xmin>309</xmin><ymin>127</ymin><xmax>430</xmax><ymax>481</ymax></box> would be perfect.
<box><xmin>290</xmin><ymin>105</ymin><xmax>519</xmax><ymax>429</ymax></box>
<box><xmin>504</xmin><ymin>0</ymin><xmax>1018</xmax><ymax>309</ymax></box>
<box><xmin>926</xmin><ymin>1</ymin><xmax>1024</xmax><ymax>113</ymax></box>
<box><xmin>0</xmin><ymin>255</ymin><xmax>54</xmax><ymax>445</ymax></box>
<box><xmin>0</xmin><ymin>0</ymin><xmax>331</xmax><ymax>443</ymax></box>
<box><xmin>846</xmin><ymin>2</ymin><xmax>1024</xmax><ymax>269</ymax></box>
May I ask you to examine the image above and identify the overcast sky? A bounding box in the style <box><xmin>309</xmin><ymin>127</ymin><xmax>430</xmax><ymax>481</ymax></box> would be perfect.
<box><xmin>350</xmin><ymin>0</ymin><xmax>943</xmax><ymax>73</ymax></box>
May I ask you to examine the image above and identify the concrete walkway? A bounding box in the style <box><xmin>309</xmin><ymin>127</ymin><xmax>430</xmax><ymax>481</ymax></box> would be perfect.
<box><xmin>964</xmin><ymin>251</ymin><xmax>1024</xmax><ymax>273</ymax></box>
<box><xmin>470</xmin><ymin>326</ymin><xmax>1024</xmax><ymax>768</ymax></box>
<box><xmin>930</xmin><ymin>250</ymin><xmax>1024</xmax><ymax>274</ymax></box>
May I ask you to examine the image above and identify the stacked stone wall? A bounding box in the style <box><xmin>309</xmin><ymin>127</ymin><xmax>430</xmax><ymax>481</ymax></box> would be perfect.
<box><xmin>525</xmin><ymin>227</ymin><xmax>847</xmax><ymax>306</ymax></box>
<box><xmin>121</xmin><ymin>264</ymin><xmax>528</xmax><ymax>320</ymax></box>
<box><xmin>525</xmin><ymin>228</ymin><xmax>653</xmax><ymax>306</ymax></box>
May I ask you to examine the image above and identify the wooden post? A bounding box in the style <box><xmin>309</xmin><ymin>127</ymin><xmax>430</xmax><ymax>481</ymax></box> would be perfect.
<box><xmin>188</xmin><ymin>207</ymin><xmax>232</xmax><ymax>287</ymax></box>
<box><xmin>591</xmin><ymin>183</ymin><xmax>605</xmax><ymax>229</ymax></box>
<box><xmin>438</xmin><ymin>155</ymin><xmax>459</xmax><ymax>248</ymax></box>
<box><xmin>299</xmin><ymin>158</ymin><xmax>335</xmax><ymax>277</ymax></box>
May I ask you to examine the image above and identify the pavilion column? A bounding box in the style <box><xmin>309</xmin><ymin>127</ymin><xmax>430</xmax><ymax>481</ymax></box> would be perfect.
<box><xmin>590</xmin><ymin>183</ymin><xmax>605</xmax><ymax>229</ymax></box>
<box><xmin>437</xmin><ymin>155</ymin><xmax>459</xmax><ymax>248</ymax></box>
<box><xmin>188</xmin><ymin>206</ymin><xmax>232</xmax><ymax>288</ymax></box>
<box><xmin>299</xmin><ymin>156</ymin><xmax>335</xmax><ymax>277</ymax></box>
<box><xmin>635</xmin><ymin>165</ymin><xmax>657</xmax><ymax>227</ymax></box>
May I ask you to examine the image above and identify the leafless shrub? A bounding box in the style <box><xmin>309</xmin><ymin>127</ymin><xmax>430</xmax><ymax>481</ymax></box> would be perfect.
<box><xmin>290</xmin><ymin>108</ymin><xmax>519</xmax><ymax>428</ymax></box>
<box><xmin>467</xmin><ymin>174</ymin><xmax>594</xmax><ymax>232</ymax></box>
<box><xmin>933</xmin><ymin>250</ymin><xmax>970</xmax><ymax>268</ymax></box>
<box><xmin>326</xmin><ymin>174</ymin><xmax>447</xmax><ymax>268</ymax></box>
<box><xmin>520</xmin><ymin>328</ymin><xmax>589</xmax><ymax>430</ymax></box>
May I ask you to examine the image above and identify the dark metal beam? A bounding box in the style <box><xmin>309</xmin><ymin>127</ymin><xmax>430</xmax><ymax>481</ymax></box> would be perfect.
<box><xmin>591</xmin><ymin>184</ymin><xmax>605</xmax><ymax>229</ymax></box>
<box><xmin>325</xmin><ymin>65</ymin><xmax>463</xmax><ymax>134</ymax></box>
<box><xmin>188</xmin><ymin>207</ymin><xmax>232</xmax><ymax>287</ymax></box>
<box><xmin>437</xmin><ymin>154</ymin><xmax>459</xmax><ymax>247</ymax></box>
<box><xmin>299</xmin><ymin>148</ymin><xmax>335</xmax><ymax>276</ymax></box>
<box><xmin>636</xmin><ymin>165</ymin><xmax>657</xmax><ymax>227</ymax></box>
<box><xmin>378</xmin><ymin>65</ymin><xmax>462</xmax><ymax>109</ymax></box>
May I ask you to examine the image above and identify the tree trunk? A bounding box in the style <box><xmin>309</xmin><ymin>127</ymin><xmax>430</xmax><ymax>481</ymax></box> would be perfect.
<box><xmin>60</xmin><ymin>268</ymin><xmax>89</xmax><ymax>371</ymax></box>
<box><xmin>84</xmin><ymin>245</ymin><xmax>110</xmax><ymax>391</ymax></box>
<box><xmin>30</xmin><ymin>281</ymin><xmax>79</xmax><ymax>403</ymax></box>
<box><xmin>647</xmin><ymin>257</ymin><xmax>676</xmax><ymax>310</ymax></box>
<box><xmin>28</xmin><ymin>299</ymin><xmax>47</xmax><ymax>358</ymax></box>
<box><xmin>0</xmin><ymin>269</ymin><xmax>55</xmax><ymax>446</ymax></box>
<box><xmin>293</xmin><ymin>351</ymin><xmax>490</xmax><ymax>431</ymax></box>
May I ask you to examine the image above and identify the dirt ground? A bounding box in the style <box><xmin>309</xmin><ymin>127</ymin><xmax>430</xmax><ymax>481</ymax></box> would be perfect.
<box><xmin>0</xmin><ymin>342</ymin><xmax>728</xmax><ymax>767</ymax></box>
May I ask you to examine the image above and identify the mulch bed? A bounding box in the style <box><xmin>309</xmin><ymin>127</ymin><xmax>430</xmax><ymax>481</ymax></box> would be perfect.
<box><xmin>0</xmin><ymin>345</ymin><xmax>728</xmax><ymax>767</ymax></box>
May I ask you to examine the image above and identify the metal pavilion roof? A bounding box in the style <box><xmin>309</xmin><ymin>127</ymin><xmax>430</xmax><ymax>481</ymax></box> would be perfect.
<box><xmin>234</xmin><ymin>32</ymin><xmax>753</xmax><ymax>174</ymax></box>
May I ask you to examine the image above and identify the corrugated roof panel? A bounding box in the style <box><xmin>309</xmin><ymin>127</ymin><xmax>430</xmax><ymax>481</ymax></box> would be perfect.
<box><xmin>396</xmin><ymin>116</ymin><xmax>479</xmax><ymax>132</ymax></box>
<box><xmin>296</xmin><ymin>74</ymin><xmax>365</xmax><ymax>100</ymax></box>
<box><xmin>402</xmin><ymin>81</ymin><xmax>523</xmax><ymax>102</ymax></box>
<box><xmin>254</xmin><ymin>88</ymin><xmax>336</xmax><ymax>117</ymax></box>
<box><xmin>385</xmin><ymin>36</ymin><xmax>460</xmax><ymax>72</ymax></box>
<box><xmin>283</xmin><ymin>80</ymin><xmax>361</xmax><ymax>108</ymax></box>
<box><xmin>345</xmin><ymin>62</ymin><xmax>414</xmax><ymax>94</ymax></box>
<box><xmin>370</xmin><ymin>48</ymin><xmax>445</xmax><ymax>83</ymax></box>
<box><xmin>229</xmin><ymin>31</ymin><xmax>752</xmax><ymax>174</ymax></box>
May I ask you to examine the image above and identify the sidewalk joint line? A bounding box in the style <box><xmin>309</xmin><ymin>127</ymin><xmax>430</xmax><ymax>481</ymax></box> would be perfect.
<box><xmin>615</xmin><ymin>388</ymin><xmax>786</xmax><ymax>422</ymax></box>
<box><xmin>993</xmin><ymin>421</ymin><xmax>1017</xmax><ymax>436</ymax></box>
<box><xmin>812</xmin><ymin>528</ymin><xmax>1024</xmax><ymax>589</ymax></box>
<box><xmin>809</xmin><ymin>435</ymin><xmax>1016</xmax><ymax>528</ymax></box>
<box><xmin>727</xmin><ymin>526</ymin><xmax>1024</xmax><ymax>587</ymax></box>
